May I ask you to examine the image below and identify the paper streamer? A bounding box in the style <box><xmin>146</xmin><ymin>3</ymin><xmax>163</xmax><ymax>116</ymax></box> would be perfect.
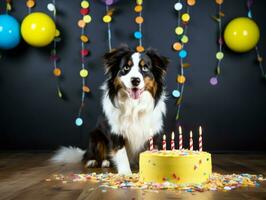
<box><xmin>246</xmin><ymin>0</ymin><xmax>266</xmax><ymax>80</ymax></box>
<box><xmin>210</xmin><ymin>0</ymin><xmax>225</xmax><ymax>86</ymax></box>
<box><xmin>75</xmin><ymin>0</ymin><xmax>92</xmax><ymax>127</ymax></box>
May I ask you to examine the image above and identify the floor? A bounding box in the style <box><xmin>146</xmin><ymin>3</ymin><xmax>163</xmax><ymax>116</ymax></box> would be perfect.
<box><xmin>0</xmin><ymin>152</ymin><xmax>266</xmax><ymax>200</ymax></box>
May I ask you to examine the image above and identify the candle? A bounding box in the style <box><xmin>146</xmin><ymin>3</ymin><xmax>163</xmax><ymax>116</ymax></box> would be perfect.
<box><xmin>149</xmin><ymin>136</ymin><xmax>154</xmax><ymax>151</ymax></box>
<box><xmin>171</xmin><ymin>132</ymin><xmax>175</xmax><ymax>150</ymax></box>
<box><xmin>178</xmin><ymin>126</ymin><xmax>183</xmax><ymax>150</ymax></box>
<box><xmin>189</xmin><ymin>130</ymin><xmax>193</xmax><ymax>151</ymax></box>
<box><xmin>162</xmin><ymin>134</ymin><xmax>166</xmax><ymax>151</ymax></box>
<box><xmin>199</xmin><ymin>126</ymin><xmax>202</xmax><ymax>151</ymax></box>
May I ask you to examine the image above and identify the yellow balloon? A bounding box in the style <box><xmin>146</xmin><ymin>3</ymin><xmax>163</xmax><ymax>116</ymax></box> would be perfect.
<box><xmin>21</xmin><ymin>12</ymin><xmax>56</xmax><ymax>47</ymax></box>
<box><xmin>224</xmin><ymin>17</ymin><xmax>260</xmax><ymax>53</ymax></box>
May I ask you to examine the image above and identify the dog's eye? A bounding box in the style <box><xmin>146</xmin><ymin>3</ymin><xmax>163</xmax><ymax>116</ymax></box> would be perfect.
<box><xmin>123</xmin><ymin>65</ymin><xmax>130</xmax><ymax>71</ymax></box>
<box><xmin>142</xmin><ymin>65</ymin><xmax>149</xmax><ymax>72</ymax></box>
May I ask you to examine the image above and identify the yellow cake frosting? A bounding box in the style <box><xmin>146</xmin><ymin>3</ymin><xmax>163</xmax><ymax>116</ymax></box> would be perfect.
<box><xmin>139</xmin><ymin>150</ymin><xmax>212</xmax><ymax>184</ymax></box>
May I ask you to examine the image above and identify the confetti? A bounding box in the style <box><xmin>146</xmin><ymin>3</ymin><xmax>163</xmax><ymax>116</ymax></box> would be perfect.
<box><xmin>47</xmin><ymin>172</ymin><xmax>265</xmax><ymax>192</ymax></box>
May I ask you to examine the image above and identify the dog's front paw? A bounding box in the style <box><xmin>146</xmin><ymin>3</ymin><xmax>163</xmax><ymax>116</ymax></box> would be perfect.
<box><xmin>101</xmin><ymin>160</ymin><xmax>110</xmax><ymax>168</ymax></box>
<box><xmin>85</xmin><ymin>160</ymin><xmax>98</xmax><ymax>168</ymax></box>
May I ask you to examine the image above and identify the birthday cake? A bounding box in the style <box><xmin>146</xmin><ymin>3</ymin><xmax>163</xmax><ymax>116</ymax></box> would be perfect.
<box><xmin>139</xmin><ymin>150</ymin><xmax>212</xmax><ymax>184</ymax></box>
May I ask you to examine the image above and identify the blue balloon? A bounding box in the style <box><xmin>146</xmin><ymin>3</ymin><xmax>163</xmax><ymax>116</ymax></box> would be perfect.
<box><xmin>0</xmin><ymin>14</ymin><xmax>21</xmax><ymax>49</ymax></box>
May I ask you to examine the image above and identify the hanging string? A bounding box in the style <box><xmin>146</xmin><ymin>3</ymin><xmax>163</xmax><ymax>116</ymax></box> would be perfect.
<box><xmin>246</xmin><ymin>0</ymin><xmax>266</xmax><ymax>79</ymax></box>
<box><xmin>26</xmin><ymin>0</ymin><xmax>35</xmax><ymax>13</ymax></box>
<box><xmin>103</xmin><ymin>2</ymin><xmax>115</xmax><ymax>52</ymax></box>
<box><xmin>47</xmin><ymin>0</ymin><xmax>63</xmax><ymax>99</ymax></box>
<box><xmin>172</xmin><ymin>0</ymin><xmax>195</xmax><ymax>120</ymax></box>
<box><xmin>106</xmin><ymin>5</ymin><xmax>112</xmax><ymax>52</ymax></box>
<box><xmin>75</xmin><ymin>0</ymin><xmax>92</xmax><ymax>127</ymax></box>
<box><xmin>210</xmin><ymin>0</ymin><xmax>225</xmax><ymax>86</ymax></box>
<box><xmin>134</xmin><ymin>0</ymin><xmax>144</xmax><ymax>52</ymax></box>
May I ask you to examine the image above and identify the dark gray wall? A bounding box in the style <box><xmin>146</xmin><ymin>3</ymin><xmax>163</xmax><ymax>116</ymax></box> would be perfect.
<box><xmin>0</xmin><ymin>0</ymin><xmax>266</xmax><ymax>151</ymax></box>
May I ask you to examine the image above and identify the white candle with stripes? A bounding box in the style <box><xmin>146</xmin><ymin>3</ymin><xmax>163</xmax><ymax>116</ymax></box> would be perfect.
<box><xmin>149</xmin><ymin>136</ymin><xmax>154</xmax><ymax>151</ymax></box>
<box><xmin>189</xmin><ymin>130</ymin><xmax>193</xmax><ymax>151</ymax></box>
<box><xmin>162</xmin><ymin>134</ymin><xmax>166</xmax><ymax>151</ymax></box>
<box><xmin>149</xmin><ymin>129</ymin><xmax>154</xmax><ymax>151</ymax></box>
<box><xmin>199</xmin><ymin>126</ymin><xmax>202</xmax><ymax>151</ymax></box>
<box><xmin>178</xmin><ymin>126</ymin><xmax>183</xmax><ymax>150</ymax></box>
<box><xmin>171</xmin><ymin>132</ymin><xmax>175</xmax><ymax>150</ymax></box>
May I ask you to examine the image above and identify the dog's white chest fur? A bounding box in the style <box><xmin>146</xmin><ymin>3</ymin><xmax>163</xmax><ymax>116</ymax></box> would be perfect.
<box><xmin>102</xmin><ymin>84</ymin><xmax>166</xmax><ymax>155</ymax></box>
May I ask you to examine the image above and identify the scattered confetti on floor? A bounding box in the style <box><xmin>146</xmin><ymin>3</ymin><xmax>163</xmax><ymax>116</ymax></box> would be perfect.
<box><xmin>47</xmin><ymin>172</ymin><xmax>265</xmax><ymax>192</ymax></box>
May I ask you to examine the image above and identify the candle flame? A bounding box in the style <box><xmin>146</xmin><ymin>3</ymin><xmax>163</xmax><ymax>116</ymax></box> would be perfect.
<box><xmin>171</xmin><ymin>132</ymin><xmax>175</xmax><ymax>140</ymax></box>
<box><xmin>178</xmin><ymin>126</ymin><xmax>182</xmax><ymax>134</ymax></box>
<box><xmin>190</xmin><ymin>130</ymin><xmax>193</xmax><ymax>138</ymax></box>
<box><xmin>163</xmin><ymin>134</ymin><xmax>166</xmax><ymax>140</ymax></box>
<box><xmin>199</xmin><ymin>126</ymin><xmax>202</xmax><ymax>136</ymax></box>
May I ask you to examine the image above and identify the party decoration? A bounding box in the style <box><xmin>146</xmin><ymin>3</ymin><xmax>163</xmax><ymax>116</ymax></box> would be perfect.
<box><xmin>189</xmin><ymin>130</ymin><xmax>193</xmax><ymax>150</ymax></box>
<box><xmin>224</xmin><ymin>17</ymin><xmax>259</xmax><ymax>53</ymax></box>
<box><xmin>49</xmin><ymin>172</ymin><xmax>265</xmax><ymax>192</ymax></box>
<box><xmin>210</xmin><ymin>0</ymin><xmax>225</xmax><ymax>86</ymax></box>
<box><xmin>162</xmin><ymin>134</ymin><xmax>166</xmax><ymax>151</ymax></box>
<box><xmin>172</xmin><ymin>0</ymin><xmax>196</xmax><ymax>120</ymax></box>
<box><xmin>0</xmin><ymin>15</ymin><xmax>21</xmax><ymax>50</ymax></box>
<box><xmin>134</xmin><ymin>0</ymin><xmax>145</xmax><ymax>52</ymax></box>
<box><xmin>171</xmin><ymin>132</ymin><xmax>175</xmax><ymax>150</ymax></box>
<box><xmin>246</xmin><ymin>0</ymin><xmax>266</xmax><ymax>80</ymax></box>
<box><xmin>102</xmin><ymin>1</ymin><xmax>116</xmax><ymax>51</ymax></box>
<box><xmin>75</xmin><ymin>0</ymin><xmax>92</xmax><ymax>126</ymax></box>
<box><xmin>101</xmin><ymin>0</ymin><xmax>120</xmax><ymax>6</ymax></box>
<box><xmin>178</xmin><ymin>126</ymin><xmax>183</xmax><ymax>150</ymax></box>
<box><xmin>47</xmin><ymin>0</ymin><xmax>64</xmax><ymax>99</ymax></box>
<box><xmin>26</xmin><ymin>0</ymin><xmax>36</xmax><ymax>13</ymax></box>
<box><xmin>199</xmin><ymin>126</ymin><xmax>202</xmax><ymax>151</ymax></box>
<box><xmin>21</xmin><ymin>12</ymin><xmax>56</xmax><ymax>47</ymax></box>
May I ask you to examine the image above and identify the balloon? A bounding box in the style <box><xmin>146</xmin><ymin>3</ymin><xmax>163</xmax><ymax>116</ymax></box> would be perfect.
<box><xmin>21</xmin><ymin>12</ymin><xmax>56</xmax><ymax>47</ymax></box>
<box><xmin>224</xmin><ymin>17</ymin><xmax>260</xmax><ymax>53</ymax></box>
<box><xmin>0</xmin><ymin>14</ymin><xmax>21</xmax><ymax>49</ymax></box>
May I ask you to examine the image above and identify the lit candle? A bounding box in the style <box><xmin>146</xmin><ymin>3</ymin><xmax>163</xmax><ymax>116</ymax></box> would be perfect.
<box><xmin>178</xmin><ymin>126</ymin><xmax>183</xmax><ymax>150</ymax></box>
<box><xmin>189</xmin><ymin>130</ymin><xmax>193</xmax><ymax>151</ymax></box>
<box><xmin>162</xmin><ymin>134</ymin><xmax>166</xmax><ymax>151</ymax></box>
<box><xmin>199</xmin><ymin>126</ymin><xmax>202</xmax><ymax>151</ymax></box>
<box><xmin>171</xmin><ymin>132</ymin><xmax>175</xmax><ymax>150</ymax></box>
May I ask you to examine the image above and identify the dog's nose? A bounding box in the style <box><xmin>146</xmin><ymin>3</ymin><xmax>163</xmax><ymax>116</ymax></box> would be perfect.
<box><xmin>131</xmin><ymin>77</ymin><xmax>141</xmax><ymax>86</ymax></box>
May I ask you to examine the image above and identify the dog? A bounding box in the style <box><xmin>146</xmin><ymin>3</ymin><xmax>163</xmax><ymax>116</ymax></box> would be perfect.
<box><xmin>51</xmin><ymin>46</ymin><xmax>169</xmax><ymax>175</ymax></box>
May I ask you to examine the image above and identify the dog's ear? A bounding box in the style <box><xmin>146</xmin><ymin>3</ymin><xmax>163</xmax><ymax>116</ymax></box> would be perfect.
<box><xmin>103</xmin><ymin>45</ymin><xmax>132</xmax><ymax>75</ymax></box>
<box><xmin>145</xmin><ymin>48</ymin><xmax>169</xmax><ymax>74</ymax></box>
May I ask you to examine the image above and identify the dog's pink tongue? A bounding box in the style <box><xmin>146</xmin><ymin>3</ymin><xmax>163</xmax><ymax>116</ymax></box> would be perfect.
<box><xmin>130</xmin><ymin>89</ymin><xmax>141</xmax><ymax>99</ymax></box>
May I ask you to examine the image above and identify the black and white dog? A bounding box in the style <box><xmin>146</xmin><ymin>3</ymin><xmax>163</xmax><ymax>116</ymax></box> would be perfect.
<box><xmin>51</xmin><ymin>46</ymin><xmax>169</xmax><ymax>175</ymax></box>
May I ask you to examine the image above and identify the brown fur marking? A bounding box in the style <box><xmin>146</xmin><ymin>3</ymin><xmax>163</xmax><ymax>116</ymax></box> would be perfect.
<box><xmin>144</xmin><ymin>77</ymin><xmax>157</xmax><ymax>97</ymax></box>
